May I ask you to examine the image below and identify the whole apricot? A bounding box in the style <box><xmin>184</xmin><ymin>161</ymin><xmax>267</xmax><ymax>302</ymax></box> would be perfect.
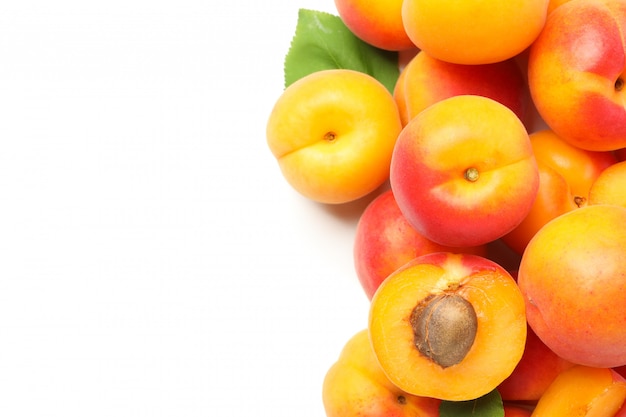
<box><xmin>266</xmin><ymin>69</ymin><xmax>402</xmax><ymax>204</ymax></box>
<box><xmin>518</xmin><ymin>204</ymin><xmax>626</xmax><ymax>368</ymax></box>
<box><xmin>322</xmin><ymin>329</ymin><xmax>441</xmax><ymax>417</ymax></box>
<box><xmin>401</xmin><ymin>0</ymin><xmax>549</xmax><ymax>64</ymax></box>
<box><xmin>528</xmin><ymin>0</ymin><xmax>626</xmax><ymax>151</ymax></box>
<box><xmin>390</xmin><ymin>95</ymin><xmax>539</xmax><ymax>247</ymax></box>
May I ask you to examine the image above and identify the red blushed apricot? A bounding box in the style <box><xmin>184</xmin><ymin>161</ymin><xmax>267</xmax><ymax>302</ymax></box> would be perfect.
<box><xmin>353</xmin><ymin>189</ymin><xmax>487</xmax><ymax>300</ymax></box>
<box><xmin>503</xmin><ymin>404</ymin><xmax>533</xmax><ymax>417</ymax></box>
<box><xmin>390</xmin><ymin>95</ymin><xmax>539</xmax><ymax>248</ymax></box>
<box><xmin>528</xmin><ymin>0</ymin><xmax>626</xmax><ymax>151</ymax></box>
<box><xmin>334</xmin><ymin>0</ymin><xmax>416</xmax><ymax>51</ymax></box>
<box><xmin>498</xmin><ymin>324</ymin><xmax>574</xmax><ymax>402</ymax></box>
<box><xmin>530</xmin><ymin>365</ymin><xmax>626</xmax><ymax>417</ymax></box>
<box><xmin>368</xmin><ymin>252</ymin><xmax>527</xmax><ymax>401</ymax></box>
<box><xmin>394</xmin><ymin>51</ymin><xmax>527</xmax><ymax>128</ymax></box>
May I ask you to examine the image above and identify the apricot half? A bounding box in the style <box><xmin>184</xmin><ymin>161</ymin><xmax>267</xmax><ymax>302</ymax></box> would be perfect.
<box><xmin>368</xmin><ymin>252</ymin><xmax>527</xmax><ymax>401</ymax></box>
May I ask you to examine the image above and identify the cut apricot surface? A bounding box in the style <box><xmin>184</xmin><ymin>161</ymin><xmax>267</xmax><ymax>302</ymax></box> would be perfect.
<box><xmin>368</xmin><ymin>252</ymin><xmax>527</xmax><ymax>401</ymax></box>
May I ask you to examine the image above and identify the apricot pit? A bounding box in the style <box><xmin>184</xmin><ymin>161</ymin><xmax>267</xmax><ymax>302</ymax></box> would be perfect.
<box><xmin>410</xmin><ymin>293</ymin><xmax>477</xmax><ymax>368</ymax></box>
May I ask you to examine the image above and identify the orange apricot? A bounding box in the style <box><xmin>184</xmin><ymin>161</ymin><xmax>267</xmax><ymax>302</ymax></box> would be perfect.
<box><xmin>588</xmin><ymin>160</ymin><xmax>626</xmax><ymax>207</ymax></box>
<box><xmin>322</xmin><ymin>329</ymin><xmax>441</xmax><ymax>417</ymax></box>
<box><xmin>389</xmin><ymin>95</ymin><xmax>539</xmax><ymax>248</ymax></box>
<box><xmin>530</xmin><ymin>365</ymin><xmax>626</xmax><ymax>417</ymax></box>
<box><xmin>518</xmin><ymin>204</ymin><xmax>626</xmax><ymax>368</ymax></box>
<box><xmin>401</xmin><ymin>0</ymin><xmax>549</xmax><ymax>65</ymax></box>
<box><xmin>369</xmin><ymin>252</ymin><xmax>526</xmax><ymax>401</ymax></box>
<box><xmin>501</xmin><ymin>129</ymin><xmax>616</xmax><ymax>255</ymax></box>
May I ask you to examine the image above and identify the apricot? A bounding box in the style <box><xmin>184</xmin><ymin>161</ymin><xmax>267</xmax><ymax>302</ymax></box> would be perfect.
<box><xmin>498</xmin><ymin>323</ymin><xmax>574</xmax><ymax>402</ymax></box>
<box><xmin>588</xmin><ymin>160</ymin><xmax>626</xmax><ymax>207</ymax></box>
<box><xmin>504</xmin><ymin>404</ymin><xmax>533</xmax><ymax>417</ymax></box>
<box><xmin>501</xmin><ymin>129</ymin><xmax>617</xmax><ymax>255</ymax></box>
<box><xmin>528</xmin><ymin>0</ymin><xmax>626</xmax><ymax>151</ymax></box>
<box><xmin>389</xmin><ymin>95</ymin><xmax>539</xmax><ymax>247</ymax></box>
<box><xmin>401</xmin><ymin>0</ymin><xmax>549</xmax><ymax>65</ymax></box>
<box><xmin>266</xmin><ymin>69</ymin><xmax>402</xmax><ymax>204</ymax></box>
<box><xmin>393</xmin><ymin>50</ymin><xmax>527</xmax><ymax>127</ymax></box>
<box><xmin>322</xmin><ymin>329</ymin><xmax>441</xmax><ymax>417</ymax></box>
<box><xmin>369</xmin><ymin>252</ymin><xmax>527</xmax><ymax>401</ymax></box>
<box><xmin>530</xmin><ymin>365</ymin><xmax>626</xmax><ymax>417</ymax></box>
<box><xmin>353</xmin><ymin>189</ymin><xmax>487</xmax><ymax>300</ymax></box>
<box><xmin>518</xmin><ymin>204</ymin><xmax>626</xmax><ymax>368</ymax></box>
<box><xmin>334</xmin><ymin>0</ymin><xmax>415</xmax><ymax>51</ymax></box>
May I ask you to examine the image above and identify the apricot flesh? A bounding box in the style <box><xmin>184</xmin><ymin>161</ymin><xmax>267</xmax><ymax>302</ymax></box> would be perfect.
<box><xmin>369</xmin><ymin>252</ymin><xmax>527</xmax><ymax>401</ymax></box>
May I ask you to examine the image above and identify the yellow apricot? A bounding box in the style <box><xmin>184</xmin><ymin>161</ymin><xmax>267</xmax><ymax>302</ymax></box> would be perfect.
<box><xmin>266</xmin><ymin>69</ymin><xmax>402</xmax><ymax>204</ymax></box>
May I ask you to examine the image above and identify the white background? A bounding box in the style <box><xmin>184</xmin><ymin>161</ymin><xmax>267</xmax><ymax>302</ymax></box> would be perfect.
<box><xmin>0</xmin><ymin>0</ymin><xmax>374</xmax><ymax>415</ymax></box>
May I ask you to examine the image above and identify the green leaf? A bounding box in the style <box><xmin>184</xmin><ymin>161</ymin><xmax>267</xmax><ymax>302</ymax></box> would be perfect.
<box><xmin>439</xmin><ymin>389</ymin><xmax>505</xmax><ymax>417</ymax></box>
<box><xmin>283</xmin><ymin>9</ymin><xmax>399</xmax><ymax>94</ymax></box>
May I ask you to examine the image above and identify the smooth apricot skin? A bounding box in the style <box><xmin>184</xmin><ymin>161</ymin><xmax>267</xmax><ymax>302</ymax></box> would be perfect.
<box><xmin>394</xmin><ymin>51</ymin><xmax>527</xmax><ymax>127</ymax></box>
<box><xmin>528</xmin><ymin>0</ymin><xmax>626</xmax><ymax>151</ymax></box>
<box><xmin>401</xmin><ymin>0</ymin><xmax>549</xmax><ymax>64</ymax></box>
<box><xmin>266</xmin><ymin>69</ymin><xmax>402</xmax><ymax>204</ymax></box>
<box><xmin>390</xmin><ymin>95</ymin><xmax>539</xmax><ymax>247</ymax></box>
<box><xmin>504</xmin><ymin>404</ymin><xmax>533</xmax><ymax>417</ymax></box>
<box><xmin>322</xmin><ymin>329</ymin><xmax>441</xmax><ymax>417</ymax></box>
<box><xmin>334</xmin><ymin>0</ymin><xmax>415</xmax><ymax>51</ymax></box>
<box><xmin>498</xmin><ymin>324</ymin><xmax>574</xmax><ymax>402</ymax></box>
<box><xmin>548</xmin><ymin>0</ymin><xmax>572</xmax><ymax>13</ymax></box>
<box><xmin>530</xmin><ymin>365</ymin><xmax>626</xmax><ymax>417</ymax></box>
<box><xmin>588</xmin><ymin>160</ymin><xmax>626</xmax><ymax>207</ymax></box>
<box><xmin>518</xmin><ymin>205</ymin><xmax>626</xmax><ymax>368</ymax></box>
<box><xmin>353</xmin><ymin>190</ymin><xmax>487</xmax><ymax>300</ymax></box>
<box><xmin>502</xmin><ymin>129</ymin><xmax>617</xmax><ymax>255</ymax></box>
<box><xmin>369</xmin><ymin>252</ymin><xmax>527</xmax><ymax>401</ymax></box>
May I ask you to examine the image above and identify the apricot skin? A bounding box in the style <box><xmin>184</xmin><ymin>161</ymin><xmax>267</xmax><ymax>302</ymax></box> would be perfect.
<box><xmin>401</xmin><ymin>0</ymin><xmax>549</xmax><ymax>64</ymax></box>
<box><xmin>394</xmin><ymin>51</ymin><xmax>527</xmax><ymax>127</ymax></box>
<box><xmin>353</xmin><ymin>189</ymin><xmax>486</xmax><ymax>300</ymax></box>
<box><xmin>266</xmin><ymin>69</ymin><xmax>402</xmax><ymax>204</ymax></box>
<box><xmin>334</xmin><ymin>0</ymin><xmax>415</xmax><ymax>51</ymax></box>
<box><xmin>389</xmin><ymin>95</ymin><xmax>539</xmax><ymax>247</ymax></box>
<box><xmin>518</xmin><ymin>204</ymin><xmax>626</xmax><ymax>368</ymax></box>
<box><xmin>530</xmin><ymin>365</ymin><xmax>626</xmax><ymax>417</ymax></box>
<box><xmin>322</xmin><ymin>329</ymin><xmax>441</xmax><ymax>417</ymax></box>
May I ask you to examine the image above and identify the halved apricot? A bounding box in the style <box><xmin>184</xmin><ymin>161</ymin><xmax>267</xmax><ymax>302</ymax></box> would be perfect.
<box><xmin>368</xmin><ymin>252</ymin><xmax>527</xmax><ymax>401</ymax></box>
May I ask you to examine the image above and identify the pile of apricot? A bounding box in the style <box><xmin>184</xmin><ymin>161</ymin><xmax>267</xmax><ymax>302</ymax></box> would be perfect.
<box><xmin>266</xmin><ymin>0</ymin><xmax>626</xmax><ymax>415</ymax></box>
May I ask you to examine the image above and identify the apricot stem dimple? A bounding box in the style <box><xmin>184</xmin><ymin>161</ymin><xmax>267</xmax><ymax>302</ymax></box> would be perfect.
<box><xmin>464</xmin><ymin>167</ymin><xmax>479</xmax><ymax>182</ymax></box>
<box><xmin>323</xmin><ymin>132</ymin><xmax>337</xmax><ymax>142</ymax></box>
<box><xmin>616</xmin><ymin>77</ymin><xmax>624</xmax><ymax>92</ymax></box>
<box><xmin>574</xmin><ymin>195</ymin><xmax>586</xmax><ymax>207</ymax></box>
<box><xmin>410</xmin><ymin>293</ymin><xmax>478</xmax><ymax>368</ymax></box>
